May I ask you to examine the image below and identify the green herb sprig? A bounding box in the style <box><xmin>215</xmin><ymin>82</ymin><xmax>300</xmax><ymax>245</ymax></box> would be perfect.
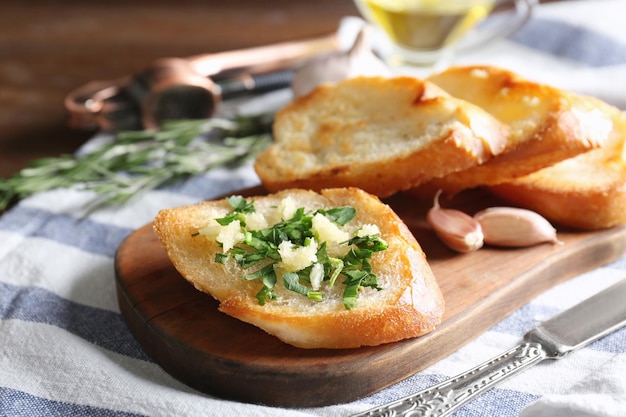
<box><xmin>0</xmin><ymin>114</ymin><xmax>274</xmax><ymax>212</ymax></box>
<box><xmin>209</xmin><ymin>196</ymin><xmax>387</xmax><ymax>310</ymax></box>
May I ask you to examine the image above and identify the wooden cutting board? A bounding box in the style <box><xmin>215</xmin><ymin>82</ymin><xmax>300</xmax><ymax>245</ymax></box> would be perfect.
<box><xmin>114</xmin><ymin>186</ymin><xmax>626</xmax><ymax>408</ymax></box>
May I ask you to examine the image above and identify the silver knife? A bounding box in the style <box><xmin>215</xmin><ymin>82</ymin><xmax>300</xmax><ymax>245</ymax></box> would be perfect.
<box><xmin>351</xmin><ymin>278</ymin><xmax>626</xmax><ymax>417</ymax></box>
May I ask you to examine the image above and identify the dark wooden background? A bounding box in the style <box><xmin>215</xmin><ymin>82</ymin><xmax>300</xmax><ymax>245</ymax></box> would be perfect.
<box><xmin>0</xmin><ymin>0</ymin><xmax>358</xmax><ymax>179</ymax></box>
<box><xmin>1</xmin><ymin>0</ymin><xmax>557</xmax><ymax>179</ymax></box>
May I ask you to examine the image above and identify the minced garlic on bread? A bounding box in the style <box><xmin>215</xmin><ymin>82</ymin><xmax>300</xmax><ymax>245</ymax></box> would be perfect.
<box><xmin>413</xmin><ymin>65</ymin><xmax>613</xmax><ymax>195</ymax></box>
<box><xmin>153</xmin><ymin>187</ymin><xmax>444</xmax><ymax>349</ymax></box>
<box><xmin>254</xmin><ymin>76</ymin><xmax>509</xmax><ymax>197</ymax></box>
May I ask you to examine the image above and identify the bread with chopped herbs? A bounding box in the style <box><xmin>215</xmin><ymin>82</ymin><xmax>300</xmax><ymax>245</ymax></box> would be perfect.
<box><xmin>411</xmin><ymin>65</ymin><xmax>613</xmax><ymax>196</ymax></box>
<box><xmin>254</xmin><ymin>76</ymin><xmax>509</xmax><ymax>197</ymax></box>
<box><xmin>153</xmin><ymin>187</ymin><xmax>444</xmax><ymax>349</ymax></box>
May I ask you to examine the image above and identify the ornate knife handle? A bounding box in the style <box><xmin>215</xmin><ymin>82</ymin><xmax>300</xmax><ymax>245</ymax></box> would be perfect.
<box><xmin>351</xmin><ymin>342</ymin><xmax>547</xmax><ymax>417</ymax></box>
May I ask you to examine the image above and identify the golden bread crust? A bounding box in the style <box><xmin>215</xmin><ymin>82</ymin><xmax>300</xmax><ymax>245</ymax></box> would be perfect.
<box><xmin>489</xmin><ymin>108</ymin><xmax>626</xmax><ymax>230</ymax></box>
<box><xmin>254</xmin><ymin>76</ymin><xmax>508</xmax><ymax>197</ymax></box>
<box><xmin>411</xmin><ymin>65</ymin><xmax>613</xmax><ymax>196</ymax></box>
<box><xmin>153</xmin><ymin>187</ymin><xmax>445</xmax><ymax>349</ymax></box>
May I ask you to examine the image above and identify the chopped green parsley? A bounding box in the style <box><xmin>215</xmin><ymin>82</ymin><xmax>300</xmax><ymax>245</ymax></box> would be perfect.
<box><xmin>197</xmin><ymin>195</ymin><xmax>388</xmax><ymax>310</ymax></box>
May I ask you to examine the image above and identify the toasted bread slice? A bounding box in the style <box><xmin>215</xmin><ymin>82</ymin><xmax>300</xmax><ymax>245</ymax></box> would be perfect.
<box><xmin>254</xmin><ymin>76</ymin><xmax>508</xmax><ymax>197</ymax></box>
<box><xmin>489</xmin><ymin>107</ymin><xmax>626</xmax><ymax>230</ymax></box>
<box><xmin>153</xmin><ymin>187</ymin><xmax>445</xmax><ymax>349</ymax></box>
<box><xmin>410</xmin><ymin>65</ymin><xmax>613</xmax><ymax>196</ymax></box>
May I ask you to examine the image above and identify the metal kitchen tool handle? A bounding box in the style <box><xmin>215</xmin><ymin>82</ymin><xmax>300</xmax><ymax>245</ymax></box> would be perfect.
<box><xmin>65</xmin><ymin>34</ymin><xmax>339</xmax><ymax>131</ymax></box>
<box><xmin>352</xmin><ymin>277</ymin><xmax>626</xmax><ymax>417</ymax></box>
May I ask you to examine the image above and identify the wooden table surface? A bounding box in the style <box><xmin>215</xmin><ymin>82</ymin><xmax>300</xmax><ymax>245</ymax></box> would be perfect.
<box><xmin>1</xmin><ymin>0</ymin><xmax>558</xmax><ymax>182</ymax></box>
<box><xmin>0</xmin><ymin>0</ymin><xmax>358</xmax><ymax>180</ymax></box>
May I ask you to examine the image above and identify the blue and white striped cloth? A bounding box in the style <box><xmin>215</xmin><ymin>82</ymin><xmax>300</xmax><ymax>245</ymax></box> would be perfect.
<box><xmin>2</xmin><ymin>1</ymin><xmax>626</xmax><ymax>416</ymax></box>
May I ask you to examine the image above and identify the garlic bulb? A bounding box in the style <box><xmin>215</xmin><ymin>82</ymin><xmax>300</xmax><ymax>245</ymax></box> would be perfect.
<box><xmin>474</xmin><ymin>207</ymin><xmax>563</xmax><ymax>247</ymax></box>
<box><xmin>427</xmin><ymin>190</ymin><xmax>484</xmax><ymax>253</ymax></box>
<box><xmin>291</xmin><ymin>25</ymin><xmax>391</xmax><ymax>97</ymax></box>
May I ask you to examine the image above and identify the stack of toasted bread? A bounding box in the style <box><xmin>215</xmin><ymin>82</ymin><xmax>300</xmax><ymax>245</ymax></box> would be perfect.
<box><xmin>255</xmin><ymin>65</ymin><xmax>625</xmax><ymax>230</ymax></box>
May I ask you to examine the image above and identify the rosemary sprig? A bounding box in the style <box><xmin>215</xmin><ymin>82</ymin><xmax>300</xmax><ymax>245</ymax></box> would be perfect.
<box><xmin>0</xmin><ymin>113</ymin><xmax>274</xmax><ymax>212</ymax></box>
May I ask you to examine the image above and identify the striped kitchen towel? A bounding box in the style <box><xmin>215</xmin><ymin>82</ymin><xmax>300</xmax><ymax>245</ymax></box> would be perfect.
<box><xmin>2</xmin><ymin>1</ymin><xmax>626</xmax><ymax>416</ymax></box>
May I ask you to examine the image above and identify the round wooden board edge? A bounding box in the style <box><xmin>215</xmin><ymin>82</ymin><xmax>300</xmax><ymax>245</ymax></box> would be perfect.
<box><xmin>113</xmin><ymin>187</ymin><xmax>626</xmax><ymax>407</ymax></box>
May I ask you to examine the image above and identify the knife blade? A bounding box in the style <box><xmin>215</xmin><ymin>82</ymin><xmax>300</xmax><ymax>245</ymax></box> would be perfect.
<box><xmin>351</xmin><ymin>277</ymin><xmax>626</xmax><ymax>417</ymax></box>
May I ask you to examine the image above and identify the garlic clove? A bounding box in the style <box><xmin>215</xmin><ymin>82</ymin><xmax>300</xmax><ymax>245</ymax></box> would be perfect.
<box><xmin>345</xmin><ymin>25</ymin><xmax>391</xmax><ymax>78</ymax></box>
<box><xmin>474</xmin><ymin>207</ymin><xmax>563</xmax><ymax>247</ymax></box>
<box><xmin>427</xmin><ymin>190</ymin><xmax>484</xmax><ymax>253</ymax></box>
<box><xmin>291</xmin><ymin>25</ymin><xmax>391</xmax><ymax>98</ymax></box>
<box><xmin>290</xmin><ymin>52</ymin><xmax>351</xmax><ymax>97</ymax></box>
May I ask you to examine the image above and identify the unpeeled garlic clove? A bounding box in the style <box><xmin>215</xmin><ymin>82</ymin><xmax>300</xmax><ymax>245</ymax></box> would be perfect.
<box><xmin>427</xmin><ymin>190</ymin><xmax>484</xmax><ymax>253</ymax></box>
<box><xmin>474</xmin><ymin>207</ymin><xmax>563</xmax><ymax>247</ymax></box>
<box><xmin>291</xmin><ymin>25</ymin><xmax>391</xmax><ymax>97</ymax></box>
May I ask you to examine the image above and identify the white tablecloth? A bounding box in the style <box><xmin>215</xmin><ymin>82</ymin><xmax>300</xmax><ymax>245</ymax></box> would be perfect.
<box><xmin>2</xmin><ymin>1</ymin><xmax>626</xmax><ymax>416</ymax></box>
